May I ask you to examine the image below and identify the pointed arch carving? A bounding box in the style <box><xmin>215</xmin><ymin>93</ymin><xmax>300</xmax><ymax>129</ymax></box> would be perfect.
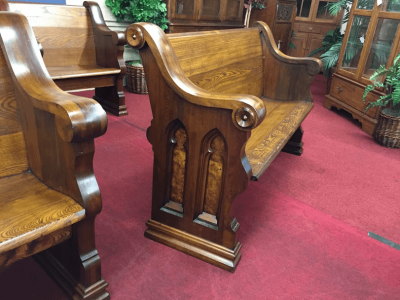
<box><xmin>161</xmin><ymin>119</ymin><xmax>188</xmax><ymax>216</ymax></box>
<box><xmin>194</xmin><ymin>129</ymin><xmax>227</xmax><ymax>230</ymax></box>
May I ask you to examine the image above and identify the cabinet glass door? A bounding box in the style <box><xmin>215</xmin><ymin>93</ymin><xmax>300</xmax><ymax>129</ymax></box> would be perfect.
<box><xmin>316</xmin><ymin>1</ymin><xmax>335</xmax><ymax>19</ymax></box>
<box><xmin>356</xmin><ymin>0</ymin><xmax>375</xmax><ymax>10</ymax></box>
<box><xmin>341</xmin><ymin>15</ymin><xmax>370</xmax><ymax>73</ymax></box>
<box><xmin>337</xmin><ymin>0</ymin><xmax>400</xmax><ymax>85</ymax></box>
<box><xmin>381</xmin><ymin>0</ymin><xmax>400</xmax><ymax>11</ymax></box>
<box><xmin>296</xmin><ymin>0</ymin><xmax>313</xmax><ymax>18</ymax></box>
<box><xmin>363</xmin><ymin>18</ymin><xmax>400</xmax><ymax>78</ymax></box>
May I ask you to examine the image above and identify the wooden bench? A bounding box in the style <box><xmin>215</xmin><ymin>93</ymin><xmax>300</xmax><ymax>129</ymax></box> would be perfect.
<box><xmin>0</xmin><ymin>12</ymin><xmax>109</xmax><ymax>299</ymax></box>
<box><xmin>3</xmin><ymin>0</ymin><xmax>127</xmax><ymax>116</ymax></box>
<box><xmin>126</xmin><ymin>22</ymin><xmax>321</xmax><ymax>272</ymax></box>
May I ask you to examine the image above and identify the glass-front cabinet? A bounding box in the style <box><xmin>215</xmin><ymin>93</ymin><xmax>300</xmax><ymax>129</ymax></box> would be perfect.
<box><xmin>165</xmin><ymin>0</ymin><xmax>245</xmax><ymax>33</ymax></box>
<box><xmin>288</xmin><ymin>0</ymin><xmax>343</xmax><ymax>57</ymax></box>
<box><xmin>338</xmin><ymin>0</ymin><xmax>400</xmax><ymax>84</ymax></box>
<box><xmin>324</xmin><ymin>0</ymin><xmax>400</xmax><ymax>135</ymax></box>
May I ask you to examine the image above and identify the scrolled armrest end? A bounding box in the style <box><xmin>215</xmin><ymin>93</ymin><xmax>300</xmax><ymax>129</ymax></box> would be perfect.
<box><xmin>306</xmin><ymin>59</ymin><xmax>323</xmax><ymax>76</ymax></box>
<box><xmin>126</xmin><ymin>24</ymin><xmax>146</xmax><ymax>49</ymax></box>
<box><xmin>54</xmin><ymin>97</ymin><xmax>107</xmax><ymax>143</ymax></box>
<box><xmin>113</xmin><ymin>31</ymin><xmax>126</xmax><ymax>45</ymax></box>
<box><xmin>232</xmin><ymin>96</ymin><xmax>266</xmax><ymax>130</ymax></box>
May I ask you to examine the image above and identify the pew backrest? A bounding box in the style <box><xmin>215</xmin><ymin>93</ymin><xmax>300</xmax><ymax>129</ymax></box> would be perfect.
<box><xmin>9</xmin><ymin>2</ymin><xmax>96</xmax><ymax>68</ymax></box>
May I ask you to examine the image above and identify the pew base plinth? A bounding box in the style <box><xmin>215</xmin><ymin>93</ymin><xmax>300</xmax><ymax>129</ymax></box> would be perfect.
<box><xmin>145</xmin><ymin>219</ymin><xmax>242</xmax><ymax>272</ymax></box>
<box><xmin>35</xmin><ymin>252</ymin><xmax>110</xmax><ymax>300</ymax></box>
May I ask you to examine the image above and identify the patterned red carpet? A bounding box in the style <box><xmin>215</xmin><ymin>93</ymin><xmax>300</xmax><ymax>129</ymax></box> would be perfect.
<box><xmin>1</xmin><ymin>76</ymin><xmax>399</xmax><ymax>299</ymax></box>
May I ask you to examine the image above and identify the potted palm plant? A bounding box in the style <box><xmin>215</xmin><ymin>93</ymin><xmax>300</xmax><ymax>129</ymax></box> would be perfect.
<box><xmin>105</xmin><ymin>0</ymin><xmax>168</xmax><ymax>93</ymax></box>
<box><xmin>363</xmin><ymin>53</ymin><xmax>400</xmax><ymax>148</ymax></box>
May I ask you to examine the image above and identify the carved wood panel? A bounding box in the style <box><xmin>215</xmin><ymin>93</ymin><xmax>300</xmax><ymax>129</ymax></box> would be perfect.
<box><xmin>277</xmin><ymin>4</ymin><xmax>293</xmax><ymax>22</ymax></box>
<box><xmin>194</xmin><ymin>130</ymin><xmax>227</xmax><ymax>230</ymax></box>
<box><xmin>162</xmin><ymin>120</ymin><xmax>188</xmax><ymax>216</ymax></box>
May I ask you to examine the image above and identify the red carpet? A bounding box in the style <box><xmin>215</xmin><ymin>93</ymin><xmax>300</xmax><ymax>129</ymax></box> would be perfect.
<box><xmin>1</xmin><ymin>76</ymin><xmax>399</xmax><ymax>299</ymax></box>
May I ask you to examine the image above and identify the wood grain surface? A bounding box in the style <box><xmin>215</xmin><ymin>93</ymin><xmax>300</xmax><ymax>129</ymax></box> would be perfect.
<box><xmin>0</xmin><ymin>12</ymin><xmax>109</xmax><ymax>298</ymax></box>
<box><xmin>7</xmin><ymin>0</ymin><xmax>127</xmax><ymax>116</ymax></box>
<box><xmin>126</xmin><ymin>21</ymin><xmax>320</xmax><ymax>271</ymax></box>
<box><xmin>0</xmin><ymin>227</ymin><xmax>71</xmax><ymax>269</ymax></box>
<box><xmin>169</xmin><ymin>28</ymin><xmax>263</xmax><ymax>96</ymax></box>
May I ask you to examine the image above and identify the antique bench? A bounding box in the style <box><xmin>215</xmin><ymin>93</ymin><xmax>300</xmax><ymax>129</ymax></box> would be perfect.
<box><xmin>0</xmin><ymin>12</ymin><xmax>109</xmax><ymax>299</ymax></box>
<box><xmin>3</xmin><ymin>0</ymin><xmax>127</xmax><ymax>116</ymax></box>
<box><xmin>126</xmin><ymin>22</ymin><xmax>321</xmax><ymax>272</ymax></box>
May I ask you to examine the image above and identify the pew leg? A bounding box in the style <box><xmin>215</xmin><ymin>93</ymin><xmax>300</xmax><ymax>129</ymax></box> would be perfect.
<box><xmin>282</xmin><ymin>126</ymin><xmax>304</xmax><ymax>156</ymax></box>
<box><xmin>94</xmin><ymin>75</ymin><xmax>127</xmax><ymax>116</ymax></box>
<box><xmin>35</xmin><ymin>218</ymin><xmax>109</xmax><ymax>300</ymax></box>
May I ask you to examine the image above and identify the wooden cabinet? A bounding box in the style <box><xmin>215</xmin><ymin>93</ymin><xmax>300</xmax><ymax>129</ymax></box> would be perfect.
<box><xmin>324</xmin><ymin>0</ymin><xmax>400</xmax><ymax>135</ymax></box>
<box><xmin>288</xmin><ymin>0</ymin><xmax>342</xmax><ymax>57</ymax></box>
<box><xmin>249</xmin><ymin>0</ymin><xmax>297</xmax><ymax>54</ymax></box>
<box><xmin>164</xmin><ymin>0</ymin><xmax>245</xmax><ymax>33</ymax></box>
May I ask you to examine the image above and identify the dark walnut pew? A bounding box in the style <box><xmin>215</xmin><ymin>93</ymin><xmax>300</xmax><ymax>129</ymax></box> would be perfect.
<box><xmin>3</xmin><ymin>0</ymin><xmax>127</xmax><ymax>116</ymax></box>
<box><xmin>0</xmin><ymin>12</ymin><xmax>109</xmax><ymax>299</ymax></box>
<box><xmin>126</xmin><ymin>22</ymin><xmax>321</xmax><ymax>272</ymax></box>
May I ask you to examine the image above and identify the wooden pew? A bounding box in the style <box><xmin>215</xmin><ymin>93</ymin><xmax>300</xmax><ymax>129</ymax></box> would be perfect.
<box><xmin>126</xmin><ymin>22</ymin><xmax>321</xmax><ymax>272</ymax></box>
<box><xmin>0</xmin><ymin>12</ymin><xmax>109</xmax><ymax>299</ymax></box>
<box><xmin>3</xmin><ymin>0</ymin><xmax>127</xmax><ymax>116</ymax></box>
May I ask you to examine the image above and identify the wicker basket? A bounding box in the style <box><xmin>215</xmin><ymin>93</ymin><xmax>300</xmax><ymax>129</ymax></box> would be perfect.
<box><xmin>126</xmin><ymin>62</ymin><xmax>148</xmax><ymax>94</ymax></box>
<box><xmin>373</xmin><ymin>111</ymin><xmax>400</xmax><ymax>148</ymax></box>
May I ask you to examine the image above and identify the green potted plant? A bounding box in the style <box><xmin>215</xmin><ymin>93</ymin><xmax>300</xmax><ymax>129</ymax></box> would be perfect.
<box><xmin>105</xmin><ymin>0</ymin><xmax>168</xmax><ymax>93</ymax></box>
<box><xmin>363</xmin><ymin>53</ymin><xmax>400</xmax><ymax>148</ymax></box>
<box><xmin>308</xmin><ymin>27</ymin><xmax>343</xmax><ymax>72</ymax></box>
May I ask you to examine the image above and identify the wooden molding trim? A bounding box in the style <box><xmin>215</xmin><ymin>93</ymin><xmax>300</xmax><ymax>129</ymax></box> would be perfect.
<box><xmin>145</xmin><ymin>219</ymin><xmax>242</xmax><ymax>272</ymax></box>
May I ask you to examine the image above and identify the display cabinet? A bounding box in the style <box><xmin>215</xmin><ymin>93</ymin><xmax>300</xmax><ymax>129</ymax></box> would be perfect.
<box><xmin>164</xmin><ymin>0</ymin><xmax>245</xmax><ymax>33</ymax></box>
<box><xmin>288</xmin><ymin>0</ymin><xmax>343</xmax><ymax>57</ymax></box>
<box><xmin>324</xmin><ymin>0</ymin><xmax>400</xmax><ymax>134</ymax></box>
<box><xmin>249</xmin><ymin>0</ymin><xmax>297</xmax><ymax>54</ymax></box>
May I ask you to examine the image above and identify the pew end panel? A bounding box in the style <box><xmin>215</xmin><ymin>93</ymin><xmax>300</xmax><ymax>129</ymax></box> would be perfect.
<box><xmin>84</xmin><ymin>0</ymin><xmax>127</xmax><ymax>116</ymax></box>
<box><xmin>255</xmin><ymin>22</ymin><xmax>322</xmax><ymax>102</ymax></box>
<box><xmin>0</xmin><ymin>12</ymin><xmax>109</xmax><ymax>299</ymax></box>
<box><xmin>126</xmin><ymin>22</ymin><xmax>320</xmax><ymax>271</ymax></box>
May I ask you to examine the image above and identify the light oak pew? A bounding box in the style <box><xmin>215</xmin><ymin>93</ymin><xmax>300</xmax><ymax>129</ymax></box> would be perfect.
<box><xmin>0</xmin><ymin>12</ymin><xmax>109</xmax><ymax>299</ymax></box>
<box><xmin>2</xmin><ymin>0</ymin><xmax>127</xmax><ymax>116</ymax></box>
<box><xmin>126</xmin><ymin>22</ymin><xmax>322</xmax><ymax>272</ymax></box>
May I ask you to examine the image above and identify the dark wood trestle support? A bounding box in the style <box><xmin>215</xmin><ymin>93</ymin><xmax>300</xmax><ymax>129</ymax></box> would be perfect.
<box><xmin>0</xmin><ymin>12</ymin><xmax>109</xmax><ymax>299</ymax></box>
<box><xmin>126</xmin><ymin>21</ymin><xmax>321</xmax><ymax>272</ymax></box>
<box><xmin>2</xmin><ymin>0</ymin><xmax>127</xmax><ymax>116</ymax></box>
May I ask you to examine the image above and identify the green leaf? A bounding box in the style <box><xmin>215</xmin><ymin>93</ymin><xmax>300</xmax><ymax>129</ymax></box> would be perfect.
<box><xmin>362</xmin><ymin>85</ymin><xmax>374</xmax><ymax>102</ymax></box>
<box><xmin>106</xmin><ymin>0</ymin><xmax>169</xmax><ymax>29</ymax></box>
<box><xmin>394</xmin><ymin>53</ymin><xmax>400</xmax><ymax>65</ymax></box>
